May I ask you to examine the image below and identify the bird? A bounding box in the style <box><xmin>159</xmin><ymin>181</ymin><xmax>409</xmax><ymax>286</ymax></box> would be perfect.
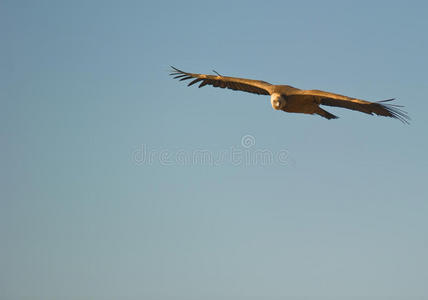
<box><xmin>170</xmin><ymin>66</ymin><xmax>409</xmax><ymax>123</ymax></box>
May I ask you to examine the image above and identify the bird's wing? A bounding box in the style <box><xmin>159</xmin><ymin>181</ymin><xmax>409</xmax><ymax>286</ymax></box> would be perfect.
<box><xmin>290</xmin><ymin>89</ymin><xmax>410</xmax><ymax>123</ymax></box>
<box><xmin>170</xmin><ymin>66</ymin><xmax>273</xmax><ymax>95</ymax></box>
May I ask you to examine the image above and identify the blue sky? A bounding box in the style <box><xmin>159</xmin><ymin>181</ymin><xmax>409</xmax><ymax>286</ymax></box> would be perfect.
<box><xmin>1</xmin><ymin>1</ymin><xmax>428</xmax><ymax>299</ymax></box>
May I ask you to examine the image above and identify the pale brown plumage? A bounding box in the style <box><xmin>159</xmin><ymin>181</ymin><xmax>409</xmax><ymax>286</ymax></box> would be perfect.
<box><xmin>170</xmin><ymin>66</ymin><xmax>410</xmax><ymax>123</ymax></box>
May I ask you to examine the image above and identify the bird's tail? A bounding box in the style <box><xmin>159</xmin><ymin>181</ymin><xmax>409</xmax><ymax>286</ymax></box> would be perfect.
<box><xmin>316</xmin><ymin>108</ymin><xmax>339</xmax><ymax>120</ymax></box>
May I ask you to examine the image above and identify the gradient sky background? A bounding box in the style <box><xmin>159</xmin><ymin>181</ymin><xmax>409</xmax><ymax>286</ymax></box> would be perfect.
<box><xmin>2</xmin><ymin>1</ymin><xmax>428</xmax><ymax>300</ymax></box>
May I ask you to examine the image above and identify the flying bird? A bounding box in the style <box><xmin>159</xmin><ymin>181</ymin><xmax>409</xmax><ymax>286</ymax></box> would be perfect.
<box><xmin>170</xmin><ymin>66</ymin><xmax>409</xmax><ymax>123</ymax></box>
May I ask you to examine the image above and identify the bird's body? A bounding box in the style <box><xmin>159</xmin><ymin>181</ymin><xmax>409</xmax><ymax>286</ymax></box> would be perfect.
<box><xmin>170</xmin><ymin>67</ymin><xmax>409</xmax><ymax>123</ymax></box>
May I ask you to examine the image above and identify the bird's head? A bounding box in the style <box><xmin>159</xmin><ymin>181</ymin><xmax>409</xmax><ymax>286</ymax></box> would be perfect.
<box><xmin>271</xmin><ymin>93</ymin><xmax>285</xmax><ymax>110</ymax></box>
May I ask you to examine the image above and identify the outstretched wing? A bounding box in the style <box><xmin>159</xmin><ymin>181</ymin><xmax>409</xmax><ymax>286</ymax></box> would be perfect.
<box><xmin>291</xmin><ymin>89</ymin><xmax>410</xmax><ymax>123</ymax></box>
<box><xmin>170</xmin><ymin>66</ymin><xmax>273</xmax><ymax>95</ymax></box>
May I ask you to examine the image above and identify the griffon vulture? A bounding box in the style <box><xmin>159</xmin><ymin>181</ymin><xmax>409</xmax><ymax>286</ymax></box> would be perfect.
<box><xmin>170</xmin><ymin>67</ymin><xmax>409</xmax><ymax>123</ymax></box>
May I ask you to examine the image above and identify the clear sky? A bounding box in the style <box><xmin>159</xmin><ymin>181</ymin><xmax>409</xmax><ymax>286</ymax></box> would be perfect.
<box><xmin>1</xmin><ymin>1</ymin><xmax>428</xmax><ymax>299</ymax></box>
